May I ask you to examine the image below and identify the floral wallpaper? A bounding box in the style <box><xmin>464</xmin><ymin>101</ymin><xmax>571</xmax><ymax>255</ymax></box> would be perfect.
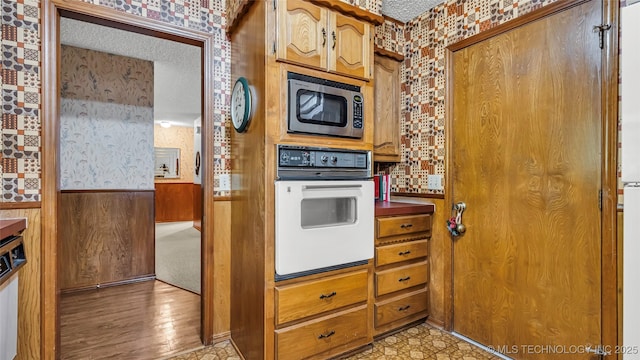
<box><xmin>154</xmin><ymin>124</ymin><xmax>195</xmax><ymax>183</ymax></box>
<box><xmin>59</xmin><ymin>45</ymin><xmax>154</xmax><ymax>190</ymax></box>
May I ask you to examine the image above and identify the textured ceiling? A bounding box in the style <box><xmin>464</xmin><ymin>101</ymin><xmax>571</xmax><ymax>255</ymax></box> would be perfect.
<box><xmin>60</xmin><ymin>18</ymin><xmax>201</xmax><ymax>127</ymax></box>
<box><xmin>382</xmin><ymin>0</ymin><xmax>441</xmax><ymax>23</ymax></box>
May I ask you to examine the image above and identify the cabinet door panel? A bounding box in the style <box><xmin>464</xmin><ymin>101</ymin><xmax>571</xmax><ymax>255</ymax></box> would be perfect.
<box><xmin>374</xmin><ymin>55</ymin><xmax>401</xmax><ymax>161</ymax></box>
<box><xmin>330</xmin><ymin>12</ymin><xmax>370</xmax><ymax>79</ymax></box>
<box><xmin>277</xmin><ymin>0</ymin><xmax>327</xmax><ymax>70</ymax></box>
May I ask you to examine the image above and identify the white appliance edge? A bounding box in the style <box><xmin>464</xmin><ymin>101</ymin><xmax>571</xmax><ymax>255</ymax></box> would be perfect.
<box><xmin>622</xmin><ymin>3</ymin><xmax>640</xmax><ymax>357</ymax></box>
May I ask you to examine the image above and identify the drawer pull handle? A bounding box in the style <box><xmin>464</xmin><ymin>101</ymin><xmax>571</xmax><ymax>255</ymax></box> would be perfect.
<box><xmin>398</xmin><ymin>305</ymin><xmax>411</xmax><ymax>311</ymax></box>
<box><xmin>398</xmin><ymin>276</ymin><xmax>411</xmax><ymax>282</ymax></box>
<box><xmin>398</xmin><ymin>250</ymin><xmax>411</xmax><ymax>256</ymax></box>
<box><xmin>318</xmin><ymin>330</ymin><xmax>335</xmax><ymax>339</ymax></box>
<box><xmin>400</xmin><ymin>223</ymin><xmax>413</xmax><ymax>229</ymax></box>
<box><xmin>319</xmin><ymin>291</ymin><xmax>337</xmax><ymax>299</ymax></box>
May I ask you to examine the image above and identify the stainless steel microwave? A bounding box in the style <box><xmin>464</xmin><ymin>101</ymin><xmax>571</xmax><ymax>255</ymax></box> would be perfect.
<box><xmin>287</xmin><ymin>72</ymin><xmax>363</xmax><ymax>139</ymax></box>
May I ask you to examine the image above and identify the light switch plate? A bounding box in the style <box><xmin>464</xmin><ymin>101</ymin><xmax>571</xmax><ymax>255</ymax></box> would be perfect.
<box><xmin>219</xmin><ymin>174</ymin><xmax>231</xmax><ymax>191</ymax></box>
<box><xmin>426</xmin><ymin>174</ymin><xmax>443</xmax><ymax>190</ymax></box>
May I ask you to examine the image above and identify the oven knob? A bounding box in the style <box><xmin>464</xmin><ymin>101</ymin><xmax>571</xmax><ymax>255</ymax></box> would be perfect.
<box><xmin>320</xmin><ymin>155</ymin><xmax>328</xmax><ymax>164</ymax></box>
<box><xmin>280</xmin><ymin>151</ymin><xmax>290</xmax><ymax>163</ymax></box>
<box><xmin>330</xmin><ymin>156</ymin><xmax>338</xmax><ymax>164</ymax></box>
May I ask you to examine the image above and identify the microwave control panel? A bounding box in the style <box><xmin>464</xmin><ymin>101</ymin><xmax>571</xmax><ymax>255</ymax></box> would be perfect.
<box><xmin>353</xmin><ymin>94</ymin><xmax>363</xmax><ymax>129</ymax></box>
<box><xmin>279</xmin><ymin>148</ymin><xmax>367</xmax><ymax>168</ymax></box>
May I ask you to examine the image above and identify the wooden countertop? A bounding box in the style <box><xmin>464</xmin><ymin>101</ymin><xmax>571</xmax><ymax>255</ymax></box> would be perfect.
<box><xmin>0</xmin><ymin>218</ymin><xmax>27</xmax><ymax>240</ymax></box>
<box><xmin>375</xmin><ymin>201</ymin><xmax>435</xmax><ymax>217</ymax></box>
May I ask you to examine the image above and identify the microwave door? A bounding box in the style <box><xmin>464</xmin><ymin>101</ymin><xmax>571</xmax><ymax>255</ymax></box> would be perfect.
<box><xmin>298</xmin><ymin>92</ymin><xmax>323</xmax><ymax>120</ymax></box>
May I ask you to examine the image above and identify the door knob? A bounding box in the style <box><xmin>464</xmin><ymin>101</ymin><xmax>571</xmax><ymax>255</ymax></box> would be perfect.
<box><xmin>448</xmin><ymin>202</ymin><xmax>467</xmax><ymax>237</ymax></box>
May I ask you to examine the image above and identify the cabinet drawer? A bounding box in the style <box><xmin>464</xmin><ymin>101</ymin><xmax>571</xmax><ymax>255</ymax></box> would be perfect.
<box><xmin>376</xmin><ymin>240</ymin><xmax>428</xmax><ymax>267</ymax></box>
<box><xmin>375</xmin><ymin>261</ymin><xmax>428</xmax><ymax>296</ymax></box>
<box><xmin>375</xmin><ymin>288</ymin><xmax>428</xmax><ymax>328</ymax></box>
<box><xmin>376</xmin><ymin>214</ymin><xmax>431</xmax><ymax>239</ymax></box>
<box><xmin>276</xmin><ymin>306</ymin><xmax>369</xmax><ymax>360</ymax></box>
<box><xmin>276</xmin><ymin>270</ymin><xmax>368</xmax><ymax>325</ymax></box>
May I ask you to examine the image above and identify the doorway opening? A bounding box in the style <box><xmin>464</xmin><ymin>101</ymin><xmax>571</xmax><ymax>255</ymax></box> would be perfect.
<box><xmin>42</xmin><ymin>1</ymin><xmax>218</xmax><ymax>358</ymax></box>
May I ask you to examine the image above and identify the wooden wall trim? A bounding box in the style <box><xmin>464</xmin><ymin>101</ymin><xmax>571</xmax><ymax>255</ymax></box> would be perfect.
<box><xmin>443</xmin><ymin>48</ymin><xmax>454</xmax><ymax>331</ymax></box>
<box><xmin>60</xmin><ymin>189</ymin><xmax>154</xmax><ymax>193</ymax></box>
<box><xmin>446</xmin><ymin>0</ymin><xmax>590</xmax><ymax>52</ymax></box>
<box><xmin>41</xmin><ymin>2</ymin><xmax>59</xmax><ymax>358</ymax></box>
<box><xmin>390</xmin><ymin>192</ymin><xmax>444</xmax><ymax>199</ymax></box>
<box><xmin>307</xmin><ymin>0</ymin><xmax>384</xmax><ymax>25</ymax></box>
<box><xmin>0</xmin><ymin>202</ymin><xmax>41</xmax><ymax>210</ymax></box>
<box><xmin>373</xmin><ymin>46</ymin><xmax>404</xmax><ymax>62</ymax></box>
<box><xmin>42</xmin><ymin>1</ymin><xmax>217</xmax><ymax>356</ymax></box>
<box><xmin>60</xmin><ymin>275</ymin><xmax>155</xmax><ymax>294</ymax></box>
<box><xmin>601</xmin><ymin>0</ymin><xmax>620</xmax><ymax>353</ymax></box>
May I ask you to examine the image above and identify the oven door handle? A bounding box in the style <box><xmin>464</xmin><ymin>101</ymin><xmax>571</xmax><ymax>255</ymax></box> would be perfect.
<box><xmin>302</xmin><ymin>184</ymin><xmax>363</xmax><ymax>191</ymax></box>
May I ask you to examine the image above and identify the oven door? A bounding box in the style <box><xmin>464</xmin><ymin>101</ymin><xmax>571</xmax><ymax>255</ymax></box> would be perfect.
<box><xmin>275</xmin><ymin>180</ymin><xmax>374</xmax><ymax>279</ymax></box>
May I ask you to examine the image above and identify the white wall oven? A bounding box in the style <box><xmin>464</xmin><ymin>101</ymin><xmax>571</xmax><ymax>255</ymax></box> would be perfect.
<box><xmin>275</xmin><ymin>145</ymin><xmax>374</xmax><ymax>281</ymax></box>
<box><xmin>287</xmin><ymin>72</ymin><xmax>364</xmax><ymax>139</ymax></box>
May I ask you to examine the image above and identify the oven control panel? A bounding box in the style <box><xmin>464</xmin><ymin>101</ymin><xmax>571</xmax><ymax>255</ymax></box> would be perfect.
<box><xmin>277</xmin><ymin>145</ymin><xmax>371</xmax><ymax>179</ymax></box>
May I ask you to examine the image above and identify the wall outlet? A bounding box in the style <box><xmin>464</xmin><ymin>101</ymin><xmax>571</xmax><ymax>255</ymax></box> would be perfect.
<box><xmin>219</xmin><ymin>174</ymin><xmax>231</xmax><ymax>191</ymax></box>
<box><xmin>426</xmin><ymin>174</ymin><xmax>443</xmax><ymax>190</ymax></box>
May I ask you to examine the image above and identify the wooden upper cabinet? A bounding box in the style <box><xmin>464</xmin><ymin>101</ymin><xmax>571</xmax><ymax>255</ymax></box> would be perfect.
<box><xmin>373</xmin><ymin>54</ymin><xmax>401</xmax><ymax>162</ymax></box>
<box><xmin>277</xmin><ymin>0</ymin><xmax>327</xmax><ymax>70</ymax></box>
<box><xmin>277</xmin><ymin>0</ymin><xmax>372</xmax><ymax>80</ymax></box>
<box><xmin>329</xmin><ymin>12</ymin><xmax>371</xmax><ymax>79</ymax></box>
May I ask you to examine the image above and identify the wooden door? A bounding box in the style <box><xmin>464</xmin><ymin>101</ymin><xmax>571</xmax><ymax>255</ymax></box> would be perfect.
<box><xmin>276</xmin><ymin>0</ymin><xmax>327</xmax><ymax>71</ymax></box>
<box><xmin>329</xmin><ymin>12</ymin><xmax>370</xmax><ymax>79</ymax></box>
<box><xmin>451</xmin><ymin>1</ymin><xmax>602</xmax><ymax>359</ymax></box>
<box><xmin>373</xmin><ymin>55</ymin><xmax>401</xmax><ymax>162</ymax></box>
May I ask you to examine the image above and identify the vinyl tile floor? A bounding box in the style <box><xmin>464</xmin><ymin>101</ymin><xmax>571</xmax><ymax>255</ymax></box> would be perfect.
<box><xmin>167</xmin><ymin>322</ymin><xmax>502</xmax><ymax>360</ymax></box>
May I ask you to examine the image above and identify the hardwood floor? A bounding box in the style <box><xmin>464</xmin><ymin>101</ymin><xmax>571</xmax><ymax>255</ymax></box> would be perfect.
<box><xmin>60</xmin><ymin>280</ymin><xmax>202</xmax><ymax>359</ymax></box>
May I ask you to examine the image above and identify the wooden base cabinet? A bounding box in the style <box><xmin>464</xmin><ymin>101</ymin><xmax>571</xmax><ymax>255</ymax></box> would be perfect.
<box><xmin>274</xmin><ymin>267</ymin><xmax>372</xmax><ymax>359</ymax></box>
<box><xmin>374</xmin><ymin>209</ymin><xmax>432</xmax><ymax>336</ymax></box>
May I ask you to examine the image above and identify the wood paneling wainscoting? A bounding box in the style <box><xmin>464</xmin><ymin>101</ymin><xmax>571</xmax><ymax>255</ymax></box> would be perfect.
<box><xmin>58</xmin><ymin>190</ymin><xmax>155</xmax><ymax>292</ymax></box>
<box><xmin>193</xmin><ymin>184</ymin><xmax>202</xmax><ymax>231</ymax></box>
<box><xmin>155</xmin><ymin>182</ymin><xmax>194</xmax><ymax>222</ymax></box>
